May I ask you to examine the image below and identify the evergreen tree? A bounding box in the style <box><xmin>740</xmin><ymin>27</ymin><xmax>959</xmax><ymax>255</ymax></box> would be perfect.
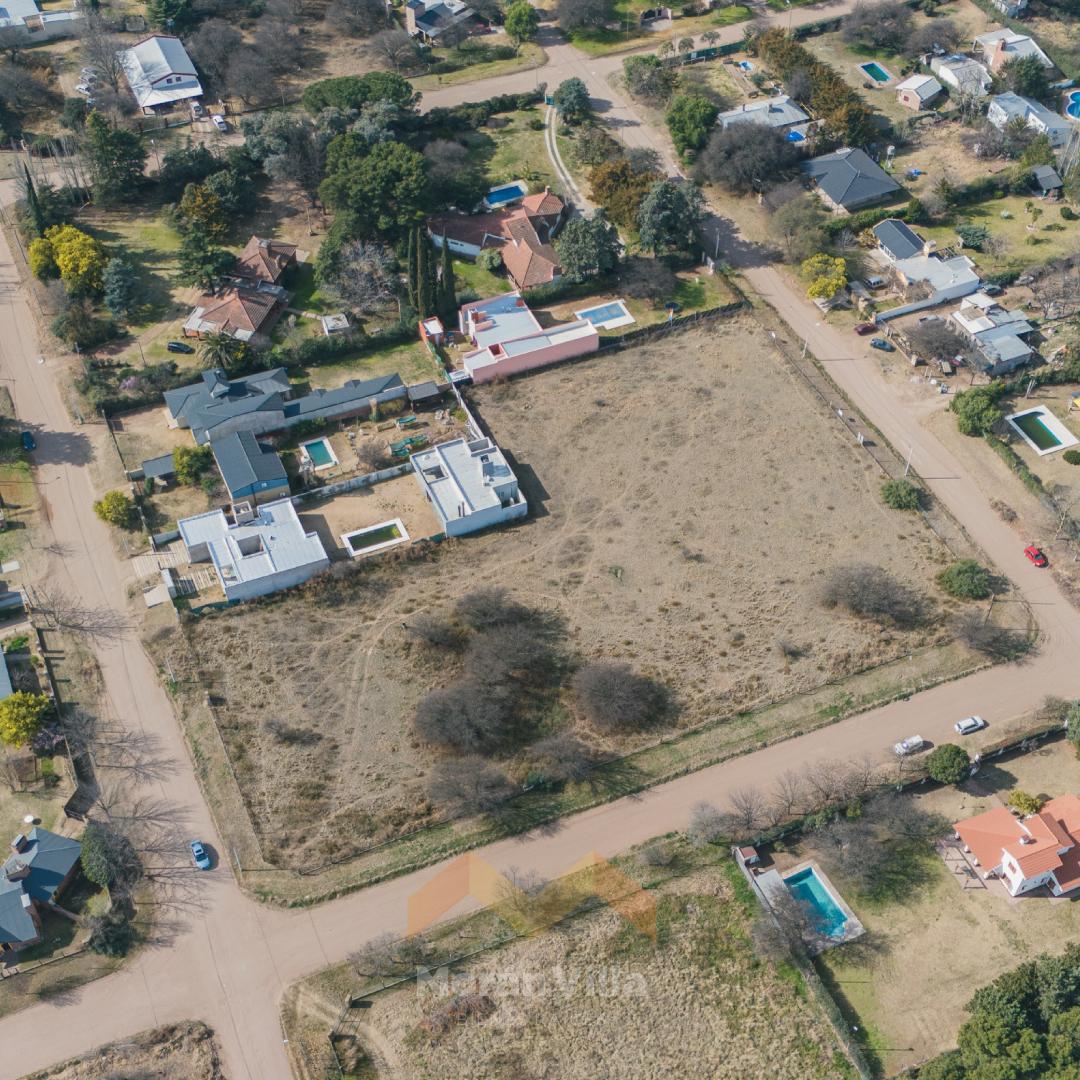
<box><xmin>416</xmin><ymin>232</ymin><xmax>434</xmax><ymax>318</ymax></box>
<box><xmin>83</xmin><ymin>111</ymin><xmax>147</xmax><ymax>206</ymax></box>
<box><xmin>102</xmin><ymin>258</ymin><xmax>142</xmax><ymax>321</ymax></box>
<box><xmin>406</xmin><ymin>227</ymin><xmax>418</xmax><ymax>309</ymax></box>
<box><xmin>22</xmin><ymin>166</ymin><xmax>45</xmax><ymax>238</ymax></box>
<box><xmin>438</xmin><ymin>239</ymin><xmax>456</xmax><ymax>319</ymax></box>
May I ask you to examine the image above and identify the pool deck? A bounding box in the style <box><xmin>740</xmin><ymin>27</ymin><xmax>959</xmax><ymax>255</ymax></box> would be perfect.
<box><xmin>753</xmin><ymin>859</ymin><xmax>865</xmax><ymax>954</ymax></box>
<box><xmin>857</xmin><ymin>61</ymin><xmax>895</xmax><ymax>86</ymax></box>
<box><xmin>573</xmin><ymin>298</ymin><xmax>636</xmax><ymax>330</ymax></box>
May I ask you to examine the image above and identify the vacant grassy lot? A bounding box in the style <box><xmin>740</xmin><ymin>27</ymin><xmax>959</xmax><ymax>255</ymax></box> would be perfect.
<box><xmin>299</xmin><ymin>339</ymin><xmax>444</xmax><ymax>390</ymax></box>
<box><xmin>569</xmin><ymin>3</ymin><xmax>753</xmax><ymax>56</ymax></box>
<box><xmin>411</xmin><ymin>41</ymin><xmax>547</xmax><ymax>91</ymax></box>
<box><xmin>22</xmin><ymin>1021</ymin><xmax>223</xmax><ymax>1080</ymax></box>
<box><xmin>460</xmin><ymin>109</ymin><xmax>561</xmax><ymax>197</ymax></box>
<box><xmin>795</xmin><ymin>737</ymin><xmax>1080</xmax><ymax>1076</ymax></box>
<box><xmin>282</xmin><ymin>845</ymin><xmax>849</xmax><ymax>1080</ymax></box>
<box><xmin>159</xmin><ymin>316</ymin><xmax>973</xmax><ymax>880</ymax></box>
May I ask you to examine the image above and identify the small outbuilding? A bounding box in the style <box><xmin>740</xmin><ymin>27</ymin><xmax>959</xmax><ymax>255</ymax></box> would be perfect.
<box><xmin>1032</xmin><ymin>164</ymin><xmax>1064</xmax><ymax>198</ymax></box>
<box><xmin>895</xmin><ymin>73</ymin><xmax>944</xmax><ymax>111</ymax></box>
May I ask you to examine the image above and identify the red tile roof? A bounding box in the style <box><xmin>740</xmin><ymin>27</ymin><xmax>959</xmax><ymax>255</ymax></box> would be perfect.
<box><xmin>233</xmin><ymin>236</ymin><xmax>297</xmax><ymax>285</ymax></box>
<box><xmin>193</xmin><ymin>287</ymin><xmax>276</xmax><ymax>336</ymax></box>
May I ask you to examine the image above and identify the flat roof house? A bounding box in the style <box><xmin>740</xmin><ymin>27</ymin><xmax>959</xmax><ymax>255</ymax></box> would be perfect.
<box><xmin>955</xmin><ymin>796</ymin><xmax>1080</xmax><ymax>897</ymax></box>
<box><xmin>975</xmin><ymin>28</ymin><xmax>1054</xmax><ymax>73</ymax></box>
<box><xmin>179</xmin><ymin>498</ymin><xmax>329</xmax><ymax>602</ymax></box>
<box><xmin>715</xmin><ymin>94</ymin><xmax>809</xmax><ymax>132</ymax></box>
<box><xmin>457</xmin><ymin>291</ymin><xmax>599</xmax><ymax>383</ymax></box>
<box><xmin>930</xmin><ymin>54</ymin><xmax>991</xmax><ymax>97</ymax></box>
<box><xmin>164</xmin><ymin>367</ymin><xmax>406</xmax><ymax>444</ymax></box>
<box><xmin>0</xmin><ymin>0</ymin><xmax>81</xmax><ymax>40</ymax></box>
<box><xmin>950</xmin><ymin>292</ymin><xmax>1037</xmax><ymax>375</ymax></box>
<box><xmin>183</xmin><ymin>286</ymin><xmax>280</xmax><ymax>344</ymax></box>
<box><xmin>1</xmin><ymin>828</ymin><xmax>82</xmax><ymax>953</ymax></box>
<box><xmin>895</xmin><ymin>74</ymin><xmax>944</xmax><ymax>112</ymax></box>
<box><xmin>801</xmin><ymin>148</ymin><xmax>902</xmax><ymax>214</ymax></box>
<box><xmin>988</xmin><ymin>92</ymin><xmax>1072</xmax><ymax>148</ymax></box>
<box><xmin>211</xmin><ymin>431</ymin><xmax>290</xmax><ymax>506</ymax></box>
<box><xmin>411</xmin><ymin>436</ymin><xmax>527</xmax><ymax>537</ymax></box>
<box><xmin>119</xmin><ymin>34</ymin><xmax>202</xmax><ymax>113</ymax></box>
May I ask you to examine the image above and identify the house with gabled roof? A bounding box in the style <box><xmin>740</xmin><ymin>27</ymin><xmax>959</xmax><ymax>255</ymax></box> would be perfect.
<box><xmin>230</xmin><ymin>237</ymin><xmax>297</xmax><ymax>290</ymax></box>
<box><xmin>895</xmin><ymin>74</ymin><xmax>944</xmax><ymax>112</ymax></box>
<box><xmin>955</xmin><ymin>795</ymin><xmax>1080</xmax><ymax>896</ymax></box>
<box><xmin>183</xmin><ymin>287</ymin><xmax>280</xmax><ymax>344</ymax></box>
<box><xmin>801</xmin><ymin>148</ymin><xmax>902</xmax><ymax>214</ymax></box>
<box><xmin>211</xmin><ymin>431</ymin><xmax>290</xmax><ymax>506</ymax></box>
<box><xmin>404</xmin><ymin>0</ymin><xmax>475</xmax><ymax>42</ymax></box>
<box><xmin>974</xmin><ymin>27</ymin><xmax>1054</xmax><ymax>73</ymax></box>
<box><xmin>930</xmin><ymin>54</ymin><xmax>992</xmax><ymax>97</ymax></box>
<box><xmin>715</xmin><ymin>94</ymin><xmax>809</xmax><ymax>133</ymax></box>
<box><xmin>118</xmin><ymin>34</ymin><xmax>202</xmax><ymax>113</ymax></box>
<box><xmin>988</xmin><ymin>92</ymin><xmax>1072</xmax><ymax>148</ymax></box>
<box><xmin>1</xmin><ymin>828</ymin><xmax>82</xmax><ymax>953</ymax></box>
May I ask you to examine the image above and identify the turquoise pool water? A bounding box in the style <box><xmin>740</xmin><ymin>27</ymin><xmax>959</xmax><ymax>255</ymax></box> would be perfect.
<box><xmin>486</xmin><ymin>182</ymin><xmax>527</xmax><ymax>207</ymax></box>
<box><xmin>1067</xmin><ymin>91</ymin><xmax>1080</xmax><ymax>120</ymax></box>
<box><xmin>859</xmin><ymin>61</ymin><xmax>892</xmax><ymax>83</ymax></box>
<box><xmin>578</xmin><ymin>301</ymin><xmax>626</xmax><ymax>325</ymax></box>
<box><xmin>303</xmin><ymin>438</ymin><xmax>334</xmax><ymax>467</ymax></box>
<box><xmin>785</xmin><ymin>867</ymin><xmax>849</xmax><ymax>938</ymax></box>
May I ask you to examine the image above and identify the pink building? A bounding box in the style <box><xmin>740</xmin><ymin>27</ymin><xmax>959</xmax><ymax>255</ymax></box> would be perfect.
<box><xmin>458</xmin><ymin>291</ymin><xmax>599</xmax><ymax>384</ymax></box>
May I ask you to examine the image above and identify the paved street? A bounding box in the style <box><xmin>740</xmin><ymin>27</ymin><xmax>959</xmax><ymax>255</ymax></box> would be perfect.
<box><xmin>1</xmin><ymin>14</ymin><xmax>1080</xmax><ymax>1076</ymax></box>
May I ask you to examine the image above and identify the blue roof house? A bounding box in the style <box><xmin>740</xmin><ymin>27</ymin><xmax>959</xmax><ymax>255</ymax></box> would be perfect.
<box><xmin>211</xmin><ymin>431</ymin><xmax>290</xmax><ymax>506</ymax></box>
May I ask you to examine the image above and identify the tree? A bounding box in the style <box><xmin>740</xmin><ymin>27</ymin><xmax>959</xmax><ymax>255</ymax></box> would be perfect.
<box><xmin>0</xmin><ymin>692</ymin><xmax>50</xmax><ymax>747</ymax></box>
<box><xmin>637</xmin><ymin>178</ymin><xmax>705</xmax><ymax>255</ymax></box>
<box><xmin>477</xmin><ymin>247</ymin><xmax>503</xmax><ymax>273</ymax></box>
<box><xmin>623</xmin><ymin>54</ymin><xmax>677</xmax><ymax>104</ymax></box>
<box><xmin>327</xmin><ymin>239</ymin><xmax>401</xmax><ymax>317</ymax></box>
<box><xmin>881</xmin><ymin>478</ymin><xmax>922</xmax><ymax>510</ymax></box>
<box><xmin>79</xmin><ymin>820</ymin><xmax>144</xmax><ymax>893</ymax></box>
<box><xmin>325</xmin><ymin>0</ymin><xmax>390</xmax><ymax>36</ymax></box>
<box><xmin>86</xmin><ymin>910</ymin><xmax>137</xmax><ymax>957</ymax></box>
<box><xmin>78</xmin><ymin>12</ymin><xmax>127</xmax><ymax>94</ymax></box>
<box><xmin>101</xmin><ymin>258</ymin><xmax>142</xmax><ymax>322</ymax></box>
<box><xmin>197</xmin><ymin>332</ymin><xmax>246</xmax><ymax>375</ymax></box>
<box><xmin>28</xmin><ymin>236</ymin><xmax>58</xmax><ymax>281</ymax></box>
<box><xmin>1008</xmin><ymin>789</ymin><xmax>1043</xmax><ymax>816</ymax></box>
<box><xmin>687</xmin><ymin>801</ymin><xmax>728</xmax><ymax>846</ymax></box>
<box><xmin>350</xmin><ymin>931</ymin><xmax>431</xmax><ymax>978</ymax></box>
<box><xmin>505</xmin><ymin>0</ymin><xmax>539</xmax><ymax>46</ymax></box>
<box><xmin>437</xmin><ymin>239</ymin><xmax>456</xmax><ymax>319</ymax></box>
<box><xmin>938</xmin><ymin>559</ymin><xmax>992</xmax><ymax>600</ymax></box>
<box><xmin>416</xmin><ymin>230</ymin><xmax>436</xmax><ymax>318</ymax></box>
<box><xmin>589</xmin><ymin>158</ymin><xmax>661</xmax><ymax>227</ymax></box>
<box><xmin>526</xmin><ymin>733</ymin><xmax>601</xmax><ymax>786</ymax></box>
<box><xmin>696</xmin><ymin>124</ymin><xmax>800</xmax><ymax>195</ymax></box>
<box><xmin>666</xmin><ymin>94</ymin><xmax>719</xmax><ymax>157</ymax></box>
<box><xmin>241</xmin><ymin>112</ymin><xmax>328</xmax><ymax>208</ymax></box>
<box><xmin>51</xmin><ymin>297</ymin><xmax>115</xmax><ymax>350</ymax></box>
<box><xmin>556</xmin><ymin>0</ymin><xmax>607</xmax><ymax>31</ymax></box>
<box><xmin>842</xmin><ymin>0</ymin><xmax>912</xmax><ymax>52</ymax></box>
<box><xmin>82</xmin><ymin>111</ymin><xmax>147</xmax><ymax>206</ymax></box>
<box><xmin>728</xmin><ymin>786</ymin><xmax>766</xmax><ymax>833</ymax></box>
<box><xmin>554</xmin><ymin>210</ymin><xmax>621</xmax><ymax>282</ymax></box>
<box><xmin>37</xmin><ymin>225</ymin><xmax>108</xmax><ymax>296</ymax></box>
<box><xmin>173</xmin><ymin>444</ymin><xmax>214</xmax><ymax>484</ymax></box>
<box><xmin>1000</xmin><ymin>54</ymin><xmax>1051</xmax><ymax>103</ymax></box>
<box><xmin>927</xmin><ymin>743</ymin><xmax>971</xmax><ymax>786</ymax></box>
<box><xmin>423</xmin><ymin>138</ymin><xmax>485</xmax><ymax>209</ymax></box>
<box><xmin>553</xmin><ymin>78</ymin><xmax>591</xmax><ymax>125</ymax></box>
<box><xmin>800</xmin><ymin>253</ymin><xmax>846</xmax><ymax>300</ymax></box>
<box><xmin>454</xmin><ymin>587</ymin><xmax>529</xmax><ymax>630</ymax></box>
<box><xmin>950</xmin><ymin>386</ymin><xmax>1003</xmax><ymax>436</ymax></box>
<box><xmin>176</xmin><ymin>230</ymin><xmax>235</xmax><ymax>291</ymax></box>
<box><xmin>93</xmin><ymin>489</ymin><xmax>136</xmax><ymax>529</ymax></box>
<box><xmin>176</xmin><ymin>183</ymin><xmax>228</xmax><ymax>241</ymax></box>
<box><xmin>905</xmin><ymin>18</ymin><xmax>961</xmax><ymax>57</ymax></box>
<box><xmin>426</xmin><ymin>756</ymin><xmax>515</xmax><ymax>816</ymax></box>
<box><xmin>301</xmin><ymin>72</ymin><xmax>419</xmax><ymax>113</ymax></box>
<box><xmin>186</xmin><ymin>19</ymin><xmax>244</xmax><ymax>93</ymax></box>
<box><xmin>368</xmin><ymin>27</ymin><xmax>423</xmax><ymax>72</ymax></box>
<box><xmin>822</xmin><ymin>564</ymin><xmax>923</xmax><ymax>626</ymax></box>
<box><xmin>21</xmin><ymin>165</ymin><xmax>45</xmax><ymax>239</ymax></box>
<box><xmin>571</xmin><ymin>661</ymin><xmax>668</xmax><ymax>732</ymax></box>
<box><xmin>414</xmin><ymin>679</ymin><xmax>511</xmax><ymax>754</ymax></box>
<box><xmin>319</xmin><ymin>138</ymin><xmax>429</xmax><ymax>239</ymax></box>
<box><xmin>907</xmin><ymin>318</ymin><xmax>970</xmax><ymax>362</ymax></box>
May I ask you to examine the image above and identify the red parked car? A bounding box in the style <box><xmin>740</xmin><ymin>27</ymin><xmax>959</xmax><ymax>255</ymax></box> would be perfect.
<box><xmin>1024</xmin><ymin>545</ymin><xmax>1049</xmax><ymax>568</ymax></box>
<box><xmin>854</xmin><ymin>322</ymin><xmax>876</xmax><ymax>335</ymax></box>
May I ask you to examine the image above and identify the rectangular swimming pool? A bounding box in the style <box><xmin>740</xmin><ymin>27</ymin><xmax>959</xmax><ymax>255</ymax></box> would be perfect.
<box><xmin>1006</xmin><ymin>406</ymin><xmax>1079</xmax><ymax>457</ymax></box>
<box><xmin>573</xmin><ymin>298</ymin><xmax>636</xmax><ymax>330</ymax></box>
<box><xmin>785</xmin><ymin>866</ymin><xmax>849</xmax><ymax>938</ymax></box>
<box><xmin>484</xmin><ymin>181</ymin><xmax>528</xmax><ymax>208</ymax></box>
<box><xmin>1011</xmin><ymin>410</ymin><xmax>1062</xmax><ymax>451</ymax></box>
<box><xmin>859</xmin><ymin>61</ymin><xmax>892</xmax><ymax>83</ymax></box>
<box><xmin>341</xmin><ymin>517</ymin><xmax>409</xmax><ymax>558</ymax></box>
<box><xmin>300</xmin><ymin>437</ymin><xmax>336</xmax><ymax>469</ymax></box>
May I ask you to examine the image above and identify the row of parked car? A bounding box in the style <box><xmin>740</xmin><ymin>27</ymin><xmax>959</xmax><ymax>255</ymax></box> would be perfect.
<box><xmin>894</xmin><ymin>715</ymin><xmax>987</xmax><ymax>757</ymax></box>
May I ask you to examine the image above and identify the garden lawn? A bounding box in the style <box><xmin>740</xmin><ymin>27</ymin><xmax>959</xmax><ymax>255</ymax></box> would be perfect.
<box><xmin>411</xmin><ymin>41</ymin><xmax>547</xmax><ymax>90</ymax></box>
<box><xmin>451</xmin><ymin>256</ymin><xmax>507</xmax><ymax>302</ymax></box>
<box><xmin>461</xmin><ymin>109</ymin><xmax>561</xmax><ymax>195</ymax></box>
<box><xmin>300</xmin><ymin>340</ymin><xmax>442</xmax><ymax>390</ymax></box>
<box><xmin>569</xmin><ymin>2</ymin><xmax>753</xmax><ymax>55</ymax></box>
<box><xmin>289</xmin><ymin>263</ymin><xmax>338</xmax><ymax>316</ymax></box>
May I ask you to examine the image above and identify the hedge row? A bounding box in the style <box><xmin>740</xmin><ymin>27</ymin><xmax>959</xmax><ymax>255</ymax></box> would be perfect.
<box><xmin>423</xmin><ymin>89</ymin><xmax>547</xmax><ymax>135</ymax></box>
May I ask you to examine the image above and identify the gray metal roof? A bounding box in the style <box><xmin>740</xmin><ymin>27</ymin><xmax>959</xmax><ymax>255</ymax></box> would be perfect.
<box><xmin>802</xmin><ymin>148</ymin><xmax>901</xmax><ymax>210</ymax></box>
<box><xmin>0</xmin><ymin>653</ymin><xmax>12</xmax><ymax>700</ymax></box>
<box><xmin>211</xmin><ymin>431</ymin><xmax>287</xmax><ymax>495</ymax></box>
<box><xmin>0</xmin><ymin>883</ymin><xmax>37</xmax><ymax>945</ymax></box>
<box><xmin>163</xmin><ymin>368</ymin><xmax>292</xmax><ymax>441</ymax></box>
<box><xmin>873</xmin><ymin>218</ymin><xmax>924</xmax><ymax>261</ymax></box>
<box><xmin>284</xmin><ymin>374</ymin><xmax>405</xmax><ymax>419</ymax></box>
<box><xmin>141</xmin><ymin>453</ymin><xmax>176</xmax><ymax>480</ymax></box>
<box><xmin>407</xmin><ymin>380</ymin><xmax>446</xmax><ymax>403</ymax></box>
<box><xmin>0</xmin><ymin>828</ymin><xmax>82</xmax><ymax>942</ymax></box>
<box><xmin>716</xmin><ymin>94</ymin><xmax>809</xmax><ymax>130</ymax></box>
<box><xmin>1033</xmin><ymin>164</ymin><xmax>1063</xmax><ymax>189</ymax></box>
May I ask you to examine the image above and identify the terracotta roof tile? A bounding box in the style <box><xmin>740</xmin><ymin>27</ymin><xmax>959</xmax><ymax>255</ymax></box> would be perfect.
<box><xmin>234</xmin><ymin>236</ymin><xmax>297</xmax><ymax>285</ymax></box>
<box><xmin>194</xmin><ymin>287</ymin><xmax>276</xmax><ymax>335</ymax></box>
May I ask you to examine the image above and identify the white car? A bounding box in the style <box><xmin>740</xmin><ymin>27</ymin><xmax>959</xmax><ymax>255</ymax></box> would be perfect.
<box><xmin>955</xmin><ymin>715</ymin><xmax>986</xmax><ymax>736</ymax></box>
<box><xmin>894</xmin><ymin>735</ymin><xmax>926</xmax><ymax>757</ymax></box>
<box><xmin>211</xmin><ymin>114</ymin><xmax>229</xmax><ymax>133</ymax></box>
<box><xmin>191</xmin><ymin>101</ymin><xmax>205</xmax><ymax>119</ymax></box>
<box><xmin>75</xmin><ymin>83</ymin><xmax>94</xmax><ymax>96</ymax></box>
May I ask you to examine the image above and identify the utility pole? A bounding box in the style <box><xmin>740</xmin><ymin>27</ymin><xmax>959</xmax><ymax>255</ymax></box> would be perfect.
<box><xmin>903</xmin><ymin>444</ymin><xmax>914</xmax><ymax>477</ymax></box>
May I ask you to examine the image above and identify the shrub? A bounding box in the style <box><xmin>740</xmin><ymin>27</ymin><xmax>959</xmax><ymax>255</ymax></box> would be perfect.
<box><xmin>465</xmin><ymin>624</ymin><xmax>557</xmax><ymax>687</ymax></box>
<box><xmin>571</xmin><ymin>661</ymin><xmax>668</xmax><ymax>731</ymax></box>
<box><xmin>414</xmin><ymin>679</ymin><xmax>511</xmax><ymax>754</ymax></box>
<box><xmin>926</xmin><ymin>743</ymin><xmax>971</xmax><ymax>786</ymax></box>
<box><xmin>525</xmin><ymin>733</ymin><xmax>601</xmax><ymax>786</ymax></box>
<box><xmin>1063</xmin><ymin>449</ymin><xmax>1080</xmax><ymax>466</ymax></box>
<box><xmin>686</xmin><ymin>801</ymin><xmax>728</xmax><ymax>846</ymax></box>
<box><xmin>1007</xmin><ymin>789</ymin><xmax>1043</xmax><ymax>816</ymax></box>
<box><xmin>950</xmin><ymin>386</ymin><xmax>1004</xmax><ymax>436</ymax></box>
<box><xmin>404</xmin><ymin>614</ymin><xmax>462</xmax><ymax>649</ymax></box>
<box><xmin>93</xmin><ymin>489</ymin><xmax>137</xmax><ymax>529</ymax></box>
<box><xmin>1061</xmin><ymin>206</ymin><xmax>1077</xmax><ymax>221</ymax></box>
<box><xmin>476</xmin><ymin>247</ymin><xmax>503</xmax><ymax>273</ymax></box>
<box><xmin>454</xmin><ymin>587</ymin><xmax>529</xmax><ymax>631</ymax></box>
<box><xmin>821</xmin><ymin>564</ymin><xmax>923</xmax><ymax>626</ymax></box>
<box><xmin>881</xmin><ymin>478</ymin><xmax>922</xmax><ymax>510</ymax></box>
<box><xmin>425</xmin><ymin>756</ymin><xmax>515</xmax><ymax>816</ymax></box>
<box><xmin>172</xmin><ymin>444</ymin><xmax>213</xmax><ymax>485</ymax></box>
<box><xmin>87</xmin><ymin>910</ymin><xmax>137</xmax><ymax>957</ymax></box>
<box><xmin>937</xmin><ymin>559</ymin><xmax>992</xmax><ymax>600</ymax></box>
<box><xmin>0</xmin><ymin>691</ymin><xmax>50</xmax><ymax>747</ymax></box>
<box><xmin>79</xmin><ymin>821</ymin><xmax>143</xmax><ymax>892</ymax></box>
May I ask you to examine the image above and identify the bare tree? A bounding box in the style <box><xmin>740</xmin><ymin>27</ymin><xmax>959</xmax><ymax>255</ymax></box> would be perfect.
<box><xmin>368</xmin><ymin>27</ymin><xmax>422</xmax><ymax>72</ymax></box>
<box><xmin>728</xmin><ymin>786</ymin><xmax>766</xmax><ymax>834</ymax></box>
<box><xmin>414</xmin><ymin>679</ymin><xmax>511</xmax><ymax>754</ymax></box>
<box><xmin>770</xmin><ymin>769</ymin><xmax>805</xmax><ymax>824</ymax></box>
<box><xmin>571</xmin><ymin>661</ymin><xmax>668</xmax><ymax>732</ymax></box>
<box><xmin>325</xmin><ymin>0</ymin><xmax>390</xmax><ymax>36</ymax></box>
<box><xmin>465</xmin><ymin>624</ymin><xmax>557</xmax><ymax>687</ymax></box>
<box><xmin>326</xmin><ymin>239</ymin><xmax>401</xmax><ymax>317</ymax></box>
<box><xmin>454</xmin><ymin>587</ymin><xmax>529</xmax><ymax>631</ymax></box>
<box><xmin>952</xmin><ymin>611</ymin><xmax>1033</xmax><ymax>660</ymax></box>
<box><xmin>756</xmin><ymin>882</ymin><xmax>833</xmax><ymax>958</ymax></box>
<box><xmin>425</xmin><ymin>756</ymin><xmax>515</xmax><ymax>816</ymax></box>
<box><xmin>78</xmin><ymin>12</ymin><xmax>128</xmax><ymax>94</ymax></box>
<box><xmin>251</xmin><ymin>16</ymin><xmax>303</xmax><ymax>77</ymax></box>
<box><xmin>821</xmin><ymin>564</ymin><xmax>924</xmax><ymax>627</ymax></box>
<box><xmin>27</xmin><ymin>585</ymin><xmax>131</xmax><ymax>640</ymax></box>
<box><xmin>350</xmin><ymin>931</ymin><xmax>431</xmax><ymax>978</ymax></box>
<box><xmin>803</xmin><ymin>759</ymin><xmax>850</xmax><ymax>809</ymax></box>
<box><xmin>526</xmin><ymin>732</ymin><xmax>602</xmax><ymax>785</ymax></box>
<box><xmin>404</xmin><ymin>613</ymin><xmax>461</xmax><ymax>649</ymax></box>
<box><xmin>186</xmin><ymin>19</ymin><xmax>244</xmax><ymax>94</ymax></box>
<box><xmin>686</xmin><ymin>801</ymin><xmax>728</xmax><ymax>847</ymax></box>
<box><xmin>906</xmin><ymin>319</ymin><xmax>973</xmax><ymax>364</ymax></box>
<box><xmin>0</xmin><ymin>25</ymin><xmax>27</xmax><ymax>62</ymax></box>
<box><xmin>1029</xmin><ymin>257</ymin><xmax>1080</xmax><ymax>320</ymax></box>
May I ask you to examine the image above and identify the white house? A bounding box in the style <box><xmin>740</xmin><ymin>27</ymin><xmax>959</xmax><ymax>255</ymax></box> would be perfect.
<box><xmin>0</xmin><ymin>0</ymin><xmax>80</xmax><ymax>40</ymax></box>
<box><xmin>950</xmin><ymin>292</ymin><xmax>1037</xmax><ymax>374</ymax></box>
<box><xmin>893</xmin><ymin>252</ymin><xmax>981</xmax><ymax>303</ymax></box>
<box><xmin>929</xmin><ymin>54</ymin><xmax>992</xmax><ymax>97</ymax></box>
<box><xmin>987</xmin><ymin>92</ymin><xmax>1072</xmax><ymax>148</ymax></box>
<box><xmin>411</xmin><ymin>437</ymin><xmax>528</xmax><ymax>537</ymax></box>
<box><xmin>119</xmin><ymin>34</ymin><xmax>202</xmax><ymax>113</ymax></box>
<box><xmin>895</xmin><ymin>74</ymin><xmax>944</xmax><ymax>111</ymax></box>
<box><xmin>955</xmin><ymin>796</ymin><xmax>1080</xmax><ymax>897</ymax></box>
<box><xmin>974</xmin><ymin>28</ymin><xmax>1054</xmax><ymax>73</ymax></box>
<box><xmin>178</xmin><ymin>499</ymin><xmax>329</xmax><ymax>602</ymax></box>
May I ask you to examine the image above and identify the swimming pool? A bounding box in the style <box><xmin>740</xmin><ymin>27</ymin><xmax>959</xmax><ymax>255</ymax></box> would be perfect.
<box><xmin>573</xmin><ymin>298</ymin><xmax>636</xmax><ymax>330</ymax></box>
<box><xmin>858</xmin><ymin>61</ymin><xmax>893</xmax><ymax>84</ymax></box>
<box><xmin>1067</xmin><ymin>91</ymin><xmax>1080</xmax><ymax>119</ymax></box>
<box><xmin>341</xmin><ymin>518</ymin><xmax>409</xmax><ymax>557</ymax></box>
<box><xmin>300</xmin><ymin>437</ymin><xmax>337</xmax><ymax>470</ymax></box>
<box><xmin>1006</xmin><ymin>406</ymin><xmax>1080</xmax><ymax>456</ymax></box>
<box><xmin>785</xmin><ymin>866</ymin><xmax>850</xmax><ymax>938</ymax></box>
<box><xmin>484</xmin><ymin>181</ymin><xmax>528</xmax><ymax>208</ymax></box>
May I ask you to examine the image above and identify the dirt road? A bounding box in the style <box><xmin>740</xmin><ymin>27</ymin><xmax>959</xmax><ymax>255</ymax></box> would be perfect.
<box><xmin>3</xmin><ymin>23</ymin><xmax>1080</xmax><ymax>1076</ymax></box>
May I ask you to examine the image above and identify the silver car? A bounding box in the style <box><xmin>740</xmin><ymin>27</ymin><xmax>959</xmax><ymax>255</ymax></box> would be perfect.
<box><xmin>955</xmin><ymin>715</ymin><xmax>986</xmax><ymax>736</ymax></box>
<box><xmin>893</xmin><ymin>735</ymin><xmax>925</xmax><ymax>756</ymax></box>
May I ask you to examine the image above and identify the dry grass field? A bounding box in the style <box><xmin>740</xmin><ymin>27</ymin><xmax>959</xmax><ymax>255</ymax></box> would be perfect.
<box><xmin>164</xmin><ymin>316</ymin><xmax>964</xmax><ymax>872</ymax></box>
<box><xmin>283</xmin><ymin>851</ymin><xmax>851</xmax><ymax>1080</ymax></box>
<box><xmin>793</xmin><ymin>738</ymin><xmax>1080</xmax><ymax>1076</ymax></box>
<box><xmin>22</xmin><ymin>1021</ymin><xmax>223</xmax><ymax>1080</ymax></box>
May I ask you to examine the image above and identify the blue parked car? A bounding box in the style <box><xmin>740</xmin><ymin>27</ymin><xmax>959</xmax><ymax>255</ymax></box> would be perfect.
<box><xmin>20</xmin><ymin>431</ymin><xmax>35</xmax><ymax>452</ymax></box>
<box><xmin>870</xmin><ymin>338</ymin><xmax>895</xmax><ymax>352</ymax></box>
<box><xmin>189</xmin><ymin>840</ymin><xmax>212</xmax><ymax>870</ymax></box>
